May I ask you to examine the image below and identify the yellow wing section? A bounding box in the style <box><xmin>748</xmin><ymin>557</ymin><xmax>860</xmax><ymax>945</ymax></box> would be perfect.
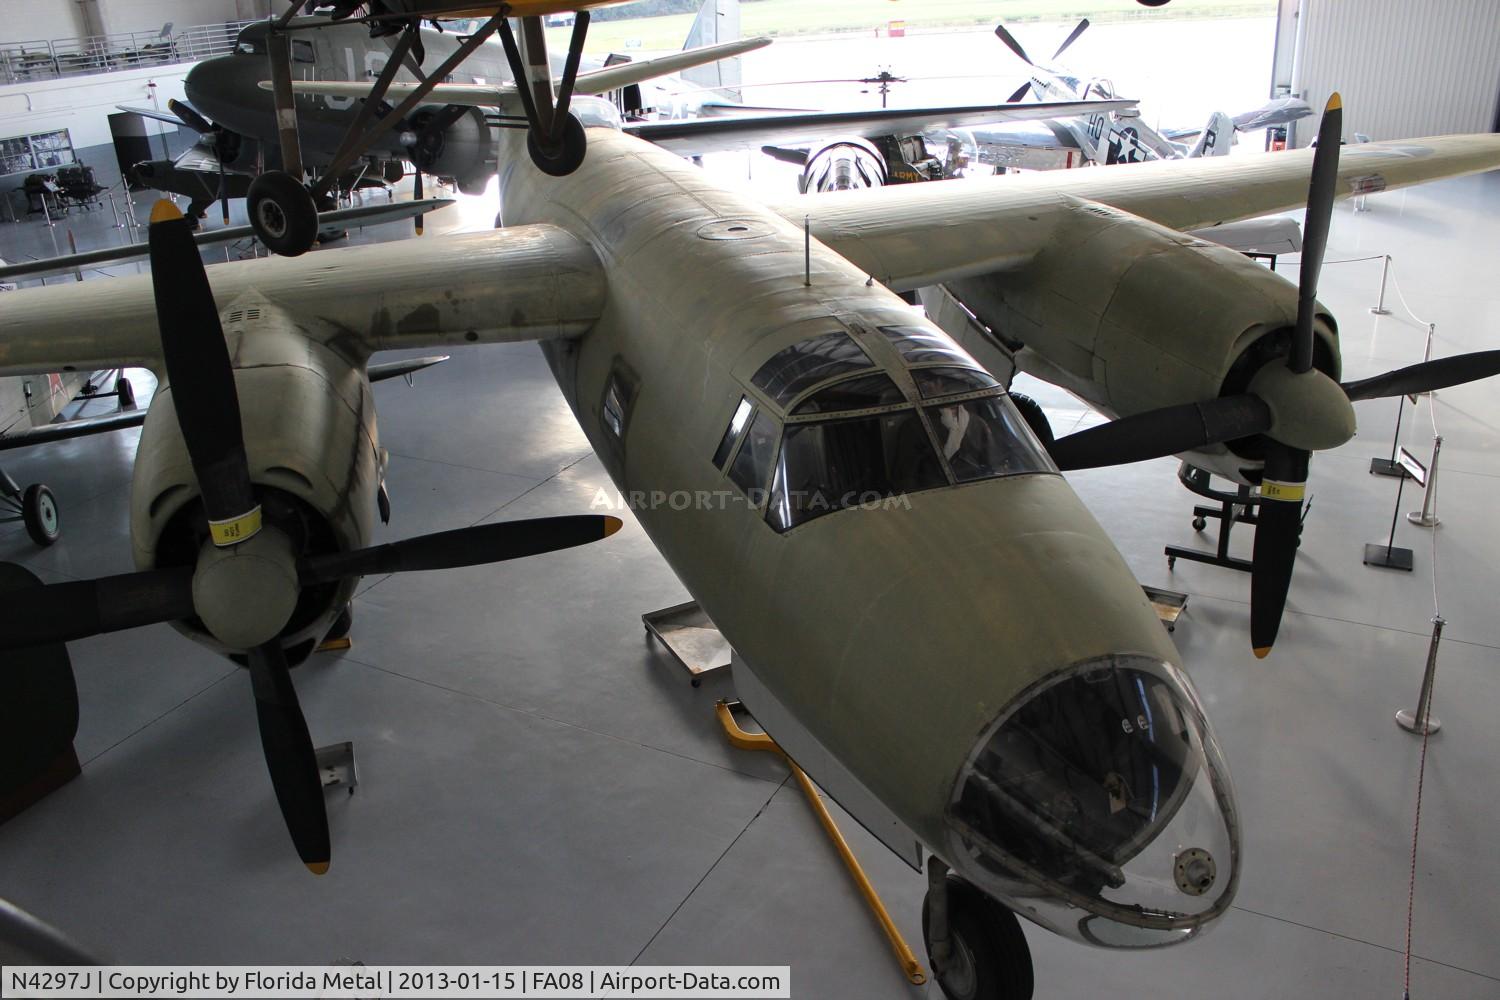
<box><xmin>0</xmin><ymin>226</ymin><xmax>603</xmax><ymax>378</ymax></box>
<box><xmin>772</xmin><ymin>134</ymin><xmax>1500</xmax><ymax>291</ymax></box>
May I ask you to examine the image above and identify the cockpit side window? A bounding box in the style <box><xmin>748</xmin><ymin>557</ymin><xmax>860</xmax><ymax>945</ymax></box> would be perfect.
<box><xmin>292</xmin><ymin>39</ymin><xmax>316</xmax><ymax>64</ymax></box>
<box><xmin>767</xmin><ymin>410</ymin><xmax>946</xmax><ymax>531</ymax></box>
<box><xmin>713</xmin><ymin>396</ymin><xmax>754</xmax><ymax>468</ymax></box>
<box><xmin>928</xmin><ymin>395</ymin><xmax>1053</xmax><ymax>483</ymax></box>
<box><xmin>729</xmin><ymin>407</ymin><xmax>779</xmax><ymax>501</ymax></box>
<box><xmin>751</xmin><ymin>331</ymin><xmax>874</xmax><ymax>408</ymax></box>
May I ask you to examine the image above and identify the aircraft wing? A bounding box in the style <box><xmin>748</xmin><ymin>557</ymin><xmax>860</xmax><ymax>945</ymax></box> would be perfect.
<box><xmin>172</xmin><ymin>142</ymin><xmax>227</xmax><ymax>175</ymax></box>
<box><xmin>768</xmin><ymin>134</ymin><xmax>1500</xmax><ymax>290</ymax></box>
<box><xmin>269</xmin><ymin>36</ymin><xmax>771</xmax><ymax>106</ymax></box>
<box><xmin>115</xmin><ymin>103</ymin><xmax>189</xmax><ymax>128</ymax></box>
<box><xmin>0</xmin><ymin>409</ymin><xmax>145</xmax><ymax>451</ymax></box>
<box><xmin>0</xmin><ymin>199</ymin><xmax>456</xmax><ymax>282</ymax></box>
<box><xmin>0</xmin><ymin>224</ymin><xmax>602</xmax><ymax>378</ymax></box>
<box><xmin>625</xmin><ymin>99</ymin><xmax>1133</xmax><ymax>156</ymax></box>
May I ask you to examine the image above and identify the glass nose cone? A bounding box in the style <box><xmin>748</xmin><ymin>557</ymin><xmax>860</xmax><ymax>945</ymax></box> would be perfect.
<box><xmin>945</xmin><ymin>654</ymin><xmax>1239</xmax><ymax>948</ymax></box>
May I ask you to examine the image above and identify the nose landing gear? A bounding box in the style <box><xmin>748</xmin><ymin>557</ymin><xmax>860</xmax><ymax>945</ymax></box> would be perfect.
<box><xmin>924</xmin><ymin>866</ymin><xmax>1034</xmax><ymax>1000</ymax></box>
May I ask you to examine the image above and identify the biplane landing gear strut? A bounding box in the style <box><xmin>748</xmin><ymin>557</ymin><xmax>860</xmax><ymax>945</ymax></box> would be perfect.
<box><xmin>249</xmin><ymin>5</ymin><xmax>594</xmax><ymax>257</ymax></box>
<box><xmin>497</xmin><ymin>12</ymin><xmax>591</xmax><ymax>177</ymax></box>
<box><xmin>923</xmin><ymin>861</ymin><xmax>1034</xmax><ymax>1000</ymax></box>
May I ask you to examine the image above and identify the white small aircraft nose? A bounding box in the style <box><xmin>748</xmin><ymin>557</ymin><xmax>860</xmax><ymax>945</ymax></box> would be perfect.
<box><xmin>943</xmin><ymin>653</ymin><xmax>1239</xmax><ymax>947</ymax></box>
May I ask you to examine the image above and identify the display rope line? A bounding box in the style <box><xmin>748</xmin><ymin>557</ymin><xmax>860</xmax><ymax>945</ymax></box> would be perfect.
<box><xmin>1395</xmin><ymin>253</ymin><xmax>1442</xmax><ymax>1000</ymax></box>
<box><xmin>1387</xmin><ymin>262</ymin><xmax>1435</xmax><ymax>330</ymax></box>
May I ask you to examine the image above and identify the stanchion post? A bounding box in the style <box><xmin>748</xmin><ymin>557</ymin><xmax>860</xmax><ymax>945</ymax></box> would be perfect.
<box><xmin>1370</xmin><ymin>392</ymin><xmax>1409</xmax><ymax>478</ymax></box>
<box><xmin>1370</xmin><ymin>254</ymin><xmax>1392</xmax><ymax>315</ymax></box>
<box><xmin>1407</xmin><ymin>435</ymin><xmax>1442</xmax><ymax>527</ymax></box>
<box><xmin>1396</xmin><ymin>616</ymin><xmax>1444</xmax><ymax>734</ymax></box>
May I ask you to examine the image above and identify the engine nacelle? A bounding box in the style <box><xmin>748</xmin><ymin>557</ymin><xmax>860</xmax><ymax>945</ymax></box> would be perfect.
<box><xmin>410</xmin><ymin>105</ymin><xmax>497</xmax><ymax>195</ymax></box>
<box><xmin>930</xmin><ymin>199</ymin><xmax>1339</xmax><ymax>480</ymax></box>
<box><xmin>802</xmin><ymin>138</ymin><xmax>888</xmax><ymax>193</ymax></box>
<box><xmin>130</xmin><ymin>305</ymin><xmax>381</xmax><ymax>658</ymax></box>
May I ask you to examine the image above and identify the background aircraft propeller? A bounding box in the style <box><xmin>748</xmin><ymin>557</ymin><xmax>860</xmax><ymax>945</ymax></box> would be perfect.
<box><xmin>1042</xmin><ymin>94</ymin><xmax>1500</xmax><ymax>657</ymax></box>
<box><xmin>167</xmin><ymin>99</ymin><xmax>233</xmax><ymax>225</ymax></box>
<box><xmin>0</xmin><ymin>202</ymin><xmax>621</xmax><ymax>872</ymax></box>
<box><xmin>996</xmin><ymin>19</ymin><xmax>1089</xmax><ymax>102</ymax></box>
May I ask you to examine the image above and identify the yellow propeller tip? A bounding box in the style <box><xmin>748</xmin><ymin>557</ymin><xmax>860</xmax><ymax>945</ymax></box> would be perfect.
<box><xmin>149</xmin><ymin>200</ymin><xmax>184</xmax><ymax>224</ymax></box>
<box><xmin>1326</xmin><ymin>92</ymin><xmax>1342</xmax><ymax>112</ymax></box>
<box><xmin>1253</xmin><ymin>646</ymin><xmax>1271</xmax><ymax>660</ymax></box>
<box><xmin>603</xmin><ymin>516</ymin><xmax>623</xmax><ymax>537</ymax></box>
<box><xmin>305</xmin><ymin>861</ymin><xmax>330</xmax><ymax>875</ymax></box>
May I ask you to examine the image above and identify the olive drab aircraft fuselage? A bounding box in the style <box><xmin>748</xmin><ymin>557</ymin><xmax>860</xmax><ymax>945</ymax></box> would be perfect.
<box><xmin>495</xmin><ymin>113</ymin><xmax>1243</xmax><ymax>946</ymax></box>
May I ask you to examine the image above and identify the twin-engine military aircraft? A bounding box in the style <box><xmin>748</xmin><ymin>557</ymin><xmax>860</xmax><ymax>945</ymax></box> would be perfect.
<box><xmin>2</xmin><ymin>20</ymin><xmax>1499</xmax><ymax>997</ymax></box>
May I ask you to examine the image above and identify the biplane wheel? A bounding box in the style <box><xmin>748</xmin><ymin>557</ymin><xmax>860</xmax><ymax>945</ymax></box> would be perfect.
<box><xmin>1192</xmin><ymin>516</ymin><xmax>1207</xmax><ymax>532</ymax></box>
<box><xmin>116</xmin><ymin>375</ymin><xmax>136</xmax><ymax>410</ymax></box>
<box><xmin>21</xmin><ymin>484</ymin><xmax>59</xmax><ymax>548</ymax></box>
<box><xmin>526</xmin><ymin>114</ymin><xmax>587</xmax><ymax>178</ymax></box>
<box><xmin>247</xmin><ymin>170</ymin><xmax>318</xmax><ymax>257</ymax></box>
<box><xmin>922</xmin><ymin>874</ymin><xmax>1034</xmax><ymax>1000</ymax></box>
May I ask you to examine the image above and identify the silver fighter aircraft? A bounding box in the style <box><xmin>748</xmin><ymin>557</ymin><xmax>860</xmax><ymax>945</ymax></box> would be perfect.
<box><xmin>1</xmin><ymin>43</ymin><xmax>1498</xmax><ymax>998</ymax></box>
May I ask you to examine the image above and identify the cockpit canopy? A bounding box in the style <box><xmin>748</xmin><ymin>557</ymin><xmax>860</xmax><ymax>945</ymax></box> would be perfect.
<box><xmin>712</xmin><ymin>324</ymin><xmax>1056</xmax><ymax>532</ymax></box>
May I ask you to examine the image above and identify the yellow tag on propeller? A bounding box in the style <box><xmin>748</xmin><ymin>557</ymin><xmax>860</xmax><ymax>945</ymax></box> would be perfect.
<box><xmin>208</xmin><ymin>506</ymin><xmax>263</xmax><ymax>547</ymax></box>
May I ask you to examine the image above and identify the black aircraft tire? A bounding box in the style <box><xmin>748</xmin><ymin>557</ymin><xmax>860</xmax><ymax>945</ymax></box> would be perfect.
<box><xmin>326</xmin><ymin>604</ymin><xmax>354</xmax><ymax>642</ymax></box>
<box><xmin>21</xmin><ymin>484</ymin><xmax>60</xmax><ymax>547</ymax></box>
<box><xmin>526</xmin><ymin>114</ymin><xmax>587</xmax><ymax>178</ymax></box>
<box><xmin>1009</xmin><ymin>392</ymin><xmax>1054</xmax><ymax>451</ymax></box>
<box><xmin>247</xmin><ymin>171</ymin><xmax>318</xmax><ymax>257</ymax></box>
<box><xmin>922</xmin><ymin>875</ymin><xmax>1034</xmax><ymax>1000</ymax></box>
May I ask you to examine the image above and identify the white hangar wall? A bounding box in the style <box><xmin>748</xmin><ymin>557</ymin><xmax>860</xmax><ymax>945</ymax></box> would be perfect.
<box><xmin>0</xmin><ymin>0</ymin><xmax>268</xmax><ymax>45</ymax></box>
<box><xmin>1289</xmin><ymin>0</ymin><xmax>1500</xmax><ymax>144</ymax></box>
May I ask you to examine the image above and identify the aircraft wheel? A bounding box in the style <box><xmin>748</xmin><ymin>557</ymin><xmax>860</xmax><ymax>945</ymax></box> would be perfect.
<box><xmin>526</xmin><ymin>114</ymin><xmax>587</xmax><ymax>178</ymax></box>
<box><xmin>116</xmin><ymin>375</ymin><xmax>136</xmax><ymax>410</ymax></box>
<box><xmin>922</xmin><ymin>874</ymin><xmax>1033</xmax><ymax>1000</ymax></box>
<box><xmin>325</xmin><ymin>604</ymin><xmax>353</xmax><ymax>642</ymax></box>
<box><xmin>21</xmin><ymin>484</ymin><xmax>60</xmax><ymax>547</ymax></box>
<box><xmin>247</xmin><ymin>171</ymin><xmax>318</xmax><ymax>257</ymax></box>
<box><xmin>1193</xmin><ymin>516</ymin><xmax>1208</xmax><ymax>532</ymax></box>
<box><xmin>1009</xmin><ymin>393</ymin><xmax>1054</xmax><ymax>451</ymax></box>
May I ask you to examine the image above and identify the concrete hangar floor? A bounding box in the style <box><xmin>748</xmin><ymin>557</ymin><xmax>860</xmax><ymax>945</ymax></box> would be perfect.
<box><xmin>1</xmin><ymin>157</ymin><xmax>1498</xmax><ymax>1000</ymax></box>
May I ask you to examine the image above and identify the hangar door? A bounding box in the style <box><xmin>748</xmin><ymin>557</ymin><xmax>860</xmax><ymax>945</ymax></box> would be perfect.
<box><xmin>1287</xmin><ymin>0</ymin><xmax>1500</xmax><ymax>145</ymax></box>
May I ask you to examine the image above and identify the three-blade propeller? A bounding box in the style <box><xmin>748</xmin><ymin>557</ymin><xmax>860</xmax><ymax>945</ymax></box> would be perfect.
<box><xmin>1043</xmin><ymin>94</ymin><xmax>1500</xmax><ymax>657</ymax></box>
<box><xmin>167</xmin><ymin>99</ymin><xmax>233</xmax><ymax>225</ymax></box>
<box><xmin>0</xmin><ymin>203</ymin><xmax>621</xmax><ymax>872</ymax></box>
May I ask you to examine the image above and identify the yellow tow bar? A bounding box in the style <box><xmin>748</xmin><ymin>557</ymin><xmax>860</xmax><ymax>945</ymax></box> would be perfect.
<box><xmin>715</xmin><ymin>701</ymin><xmax>927</xmax><ymax>986</ymax></box>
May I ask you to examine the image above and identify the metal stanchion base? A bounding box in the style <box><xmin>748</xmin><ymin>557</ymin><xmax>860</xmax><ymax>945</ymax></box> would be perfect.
<box><xmin>1406</xmin><ymin>511</ymin><xmax>1440</xmax><ymax>527</ymax></box>
<box><xmin>1369</xmin><ymin>307</ymin><xmax>1391</xmax><ymax>315</ymax></box>
<box><xmin>1395</xmin><ymin>709</ymin><xmax>1441</xmax><ymax>735</ymax></box>
<box><xmin>1369</xmin><ymin>457</ymin><xmax>1409</xmax><ymax>478</ymax></box>
<box><xmin>1363</xmin><ymin>543</ymin><xmax>1414</xmax><ymax>571</ymax></box>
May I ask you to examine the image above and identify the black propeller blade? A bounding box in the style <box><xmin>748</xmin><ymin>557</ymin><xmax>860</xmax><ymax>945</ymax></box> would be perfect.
<box><xmin>1291</xmin><ymin>94</ymin><xmax>1342</xmax><ymax>374</ymax></box>
<box><xmin>1249</xmin><ymin>442</ymin><xmax>1309</xmax><ymax>656</ymax></box>
<box><xmin>148</xmin><ymin>201</ymin><xmax>261</xmax><ymax>548</ymax></box>
<box><xmin>1006</xmin><ymin>82</ymin><xmax>1032</xmax><ymax>103</ymax></box>
<box><xmin>1048</xmin><ymin>395</ymin><xmax>1273</xmax><ymax>472</ymax></box>
<box><xmin>248</xmin><ymin>641</ymin><xmax>330</xmax><ymax>873</ymax></box>
<box><xmin>412</xmin><ymin>165</ymin><xmax>423</xmax><ymax>234</ymax></box>
<box><xmin>167</xmin><ymin>100</ymin><xmax>231</xmax><ymax>224</ymax></box>
<box><xmin>0</xmin><ymin>567</ymin><xmax>194</xmax><ymax>651</ymax></box>
<box><xmin>994</xmin><ymin>24</ymin><xmax>1033</xmax><ymax>65</ymax></box>
<box><xmin>301</xmin><ymin>515</ymin><xmax>621</xmax><ymax>586</ymax></box>
<box><xmin>1341</xmin><ymin>350</ymin><xmax>1500</xmax><ymax>401</ymax></box>
<box><xmin>1053</xmin><ymin>19</ymin><xmax>1090</xmax><ymax>60</ymax></box>
<box><xmin>1247</xmin><ymin>93</ymin><xmax>1341</xmax><ymax>657</ymax></box>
